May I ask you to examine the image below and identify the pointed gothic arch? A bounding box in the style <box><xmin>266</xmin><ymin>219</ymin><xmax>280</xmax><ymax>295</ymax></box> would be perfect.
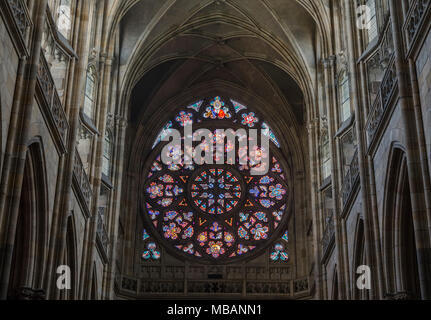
<box><xmin>331</xmin><ymin>268</ymin><xmax>339</xmax><ymax>300</ymax></box>
<box><xmin>352</xmin><ymin>217</ymin><xmax>368</xmax><ymax>300</ymax></box>
<box><xmin>90</xmin><ymin>263</ymin><xmax>99</xmax><ymax>300</ymax></box>
<box><xmin>383</xmin><ymin>144</ymin><xmax>421</xmax><ymax>299</ymax></box>
<box><xmin>61</xmin><ymin>214</ymin><xmax>78</xmax><ymax>300</ymax></box>
<box><xmin>7</xmin><ymin>140</ymin><xmax>49</xmax><ymax>299</ymax></box>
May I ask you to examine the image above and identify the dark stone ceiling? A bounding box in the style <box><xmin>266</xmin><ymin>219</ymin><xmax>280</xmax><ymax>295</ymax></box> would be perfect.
<box><xmin>119</xmin><ymin>0</ymin><xmax>323</xmax><ymax>131</ymax></box>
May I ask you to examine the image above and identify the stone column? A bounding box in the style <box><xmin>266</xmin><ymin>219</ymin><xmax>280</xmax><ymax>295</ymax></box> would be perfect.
<box><xmin>389</xmin><ymin>0</ymin><xmax>431</xmax><ymax>300</ymax></box>
<box><xmin>408</xmin><ymin>59</ymin><xmax>431</xmax><ymax>243</ymax></box>
<box><xmin>322</xmin><ymin>55</ymin><xmax>348</xmax><ymax>299</ymax></box>
<box><xmin>80</xmin><ymin>53</ymin><xmax>114</xmax><ymax>299</ymax></box>
<box><xmin>103</xmin><ymin>114</ymin><xmax>127</xmax><ymax>299</ymax></box>
<box><xmin>356</xmin><ymin>43</ymin><xmax>385</xmax><ymax>297</ymax></box>
<box><xmin>0</xmin><ymin>0</ymin><xmax>48</xmax><ymax>299</ymax></box>
<box><xmin>43</xmin><ymin>0</ymin><xmax>93</xmax><ymax>299</ymax></box>
<box><xmin>307</xmin><ymin>117</ymin><xmax>323</xmax><ymax>299</ymax></box>
<box><xmin>343</xmin><ymin>0</ymin><xmax>383</xmax><ymax>299</ymax></box>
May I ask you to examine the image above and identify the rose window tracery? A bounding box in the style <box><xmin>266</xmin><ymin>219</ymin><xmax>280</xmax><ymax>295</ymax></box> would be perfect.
<box><xmin>142</xmin><ymin>97</ymin><xmax>290</xmax><ymax>263</ymax></box>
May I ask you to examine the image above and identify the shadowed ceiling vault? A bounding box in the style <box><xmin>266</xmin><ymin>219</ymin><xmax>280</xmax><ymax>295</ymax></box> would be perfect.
<box><xmin>102</xmin><ymin>0</ymin><xmax>331</xmax><ymax>179</ymax></box>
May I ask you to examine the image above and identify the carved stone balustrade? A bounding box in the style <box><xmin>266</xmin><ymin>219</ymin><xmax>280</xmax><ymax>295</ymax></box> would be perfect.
<box><xmin>72</xmin><ymin>148</ymin><xmax>92</xmax><ymax>216</ymax></box>
<box><xmin>116</xmin><ymin>275</ymin><xmax>311</xmax><ymax>298</ymax></box>
<box><xmin>41</xmin><ymin>5</ymin><xmax>76</xmax><ymax>62</ymax></box>
<box><xmin>342</xmin><ymin>148</ymin><xmax>360</xmax><ymax>206</ymax></box>
<box><xmin>0</xmin><ymin>0</ymin><xmax>32</xmax><ymax>56</ymax></box>
<box><xmin>322</xmin><ymin>211</ymin><xmax>335</xmax><ymax>256</ymax></box>
<box><xmin>41</xmin><ymin>5</ymin><xmax>77</xmax><ymax>101</ymax></box>
<box><xmin>36</xmin><ymin>51</ymin><xmax>69</xmax><ymax>152</ymax></box>
<box><xmin>403</xmin><ymin>0</ymin><xmax>431</xmax><ymax>54</ymax></box>
<box><xmin>7</xmin><ymin>0</ymin><xmax>31</xmax><ymax>39</ymax></box>
<box><xmin>365</xmin><ymin>56</ymin><xmax>397</xmax><ymax>148</ymax></box>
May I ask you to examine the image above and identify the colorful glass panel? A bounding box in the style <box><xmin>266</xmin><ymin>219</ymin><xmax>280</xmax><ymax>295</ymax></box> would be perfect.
<box><xmin>143</xmin><ymin>96</ymin><xmax>289</xmax><ymax>263</ymax></box>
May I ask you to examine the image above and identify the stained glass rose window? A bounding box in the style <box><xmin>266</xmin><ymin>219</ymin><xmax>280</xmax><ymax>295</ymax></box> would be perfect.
<box><xmin>142</xmin><ymin>97</ymin><xmax>289</xmax><ymax>263</ymax></box>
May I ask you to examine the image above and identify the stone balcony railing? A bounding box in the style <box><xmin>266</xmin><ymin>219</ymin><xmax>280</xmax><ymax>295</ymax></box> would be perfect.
<box><xmin>116</xmin><ymin>275</ymin><xmax>311</xmax><ymax>298</ymax></box>
<box><xmin>36</xmin><ymin>51</ymin><xmax>69</xmax><ymax>151</ymax></box>
<box><xmin>72</xmin><ymin>149</ymin><xmax>92</xmax><ymax>216</ymax></box>
<box><xmin>41</xmin><ymin>5</ymin><xmax>77</xmax><ymax>103</ymax></box>
<box><xmin>42</xmin><ymin>4</ymin><xmax>76</xmax><ymax>61</ymax></box>
<box><xmin>403</xmin><ymin>0</ymin><xmax>431</xmax><ymax>54</ymax></box>
<box><xmin>1</xmin><ymin>0</ymin><xmax>32</xmax><ymax>55</ymax></box>
<box><xmin>6</xmin><ymin>0</ymin><xmax>31</xmax><ymax>39</ymax></box>
<box><xmin>342</xmin><ymin>148</ymin><xmax>360</xmax><ymax>206</ymax></box>
<box><xmin>322</xmin><ymin>211</ymin><xmax>335</xmax><ymax>257</ymax></box>
<box><xmin>365</xmin><ymin>55</ymin><xmax>397</xmax><ymax>148</ymax></box>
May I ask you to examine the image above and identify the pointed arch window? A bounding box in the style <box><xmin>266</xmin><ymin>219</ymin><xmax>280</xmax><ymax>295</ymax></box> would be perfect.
<box><xmin>102</xmin><ymin>130</ymin><xmax>113</xmax><ymax>177</ymax></box>
<box><xmin>57</xmin><ymin>0</ymin><xmax>72</xmax><ymax>39</ymax></box>
<box><xmin>83</xmin><ymin>67</ymin><xmax>97</xmax><ymax>120</ymax></box>
<box><xmin>321</xmin><ymin>134</ymin><xmax>331</xmax><ymax>181</ymax></box>
<box><xmin>365</xmin><ymin>0</ymin><xmax>378</xmax><ymax>44</ymax></box>
<box><xmin>339</xmin><ymin>71</ymin><xmax>351</xmax><ymax>123</ymax></box>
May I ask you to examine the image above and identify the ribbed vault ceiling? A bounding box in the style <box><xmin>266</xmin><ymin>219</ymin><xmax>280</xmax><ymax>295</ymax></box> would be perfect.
<box><xmin>114</xmin><ymin>0</ymin><xmax>327</xmax><ymax>137</ymax></box>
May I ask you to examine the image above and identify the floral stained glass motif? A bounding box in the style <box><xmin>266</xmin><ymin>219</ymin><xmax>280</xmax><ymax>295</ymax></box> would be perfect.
<box><xmin>175</xmin><ymin>111</ymin><xmax>194</xmax><ymax>127</ymax></box>
<box><xmin>204</xmin><ymin>96</ymin><xmax>232</xmax><ymax>120</ymax></box>
<box><xmin>249</xmin><ymin>175</ymin><xmax>287</xmax><ymax>210</ymax></box>
<box><xmin>270</xmin><ymin>229</ymin><xmax>289</xmax><ymax>263</ymax></box>
<box><xmin>141</xmin><ymin>229</ymin><xmax>161</xmax><ymax>261</ymax></box>
<box><xmin>142</xmin><ymin>242</ymin><xmax>161</xmax><ymax>260</ymax></box>
<box><xmin>241</xmin><ymin>112</ymin><xmax>259</xmax><ymax>128</ymax></box>
<box><xmin>190</xmin><ymin>168</ymin><xmax>242</xmax><ymax>215</ymax></box>
<box><xmin>270</xmin><ymin>243</ymin><xmax>288</xmax><ymax>262</ymax></box>
<box><xmin>143</xmin><ymin>96</ymin><xmax>289</xmax><ymax>263</ymax></box>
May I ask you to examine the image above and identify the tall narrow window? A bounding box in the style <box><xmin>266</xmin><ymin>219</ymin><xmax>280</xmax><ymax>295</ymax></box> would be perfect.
<box><xmin>102</xmin><ymin>131</ymin><xmax>112</xmax><ymax>177</ymax></box>
<box><xmin>57</xmin><ymin>0</ymin><xmax>72</xmax><ymax>39</ymax></box>
<box><xmin>321</xmin><ymin>136</ymin><xmax>332</xmax><ymax>181</ymax></box>
<box><xmin>339</xmin><ymin>72</ymin><xmax>351</xmax><ymax>123</ymax></box>
<box><xmin>83</xmin><ymin>67</ymin><xmax>96</xmax><ymax>120</ymax></box>
<box><xmin>366</xmin><ymin>0</ymin><xmax>378</xmax><ymax>43</ymax></box>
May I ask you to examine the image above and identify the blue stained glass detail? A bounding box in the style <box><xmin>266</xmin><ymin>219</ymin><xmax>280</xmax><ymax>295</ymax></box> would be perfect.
<box><xmin>230</xmin><ymin>99</ymin><xmax>248</xmax><ymax>113</ymax></box>
<box><xmin>142</xmin><ymin>242</ymin><xmax>161</xmax><ymax>261</ymax></box>
<box><xmin>270</xmin><ymin>243</ymin><xmax>289</xmax><ymax>262</ymax></box>
<box><xmin>282</xmin><ymin>230</ymin><xmax>289</xmax><ymax>242</ymax></box>
<box><xmin>187</xmin><ymin>100</ymin><xmax>204</xmax><ymax>112</ymax></box>
<box><xmin>262</xmin><ymin>122</ymin><xmax>281</xmax><ymax>148</ymax></box>
<box><xmin>152</xmin><ymin>121</ymin><xmax>173</xmax><ymax>149</ymax></box>
<box><xmin>143</xmin><ymin>229</ymin><xmax>150</xmax><ymax>241</ymax></box>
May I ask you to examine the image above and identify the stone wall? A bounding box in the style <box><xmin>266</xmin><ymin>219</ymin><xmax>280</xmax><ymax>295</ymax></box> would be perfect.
<box><xmin>416</xmin><ymin>28</ymin><xmax>431</xmax><ymax>175</ymax></box>
<box><xmin>0</xmin><ymin>15</ymin><xmax>19</xmax><ymax>173</ymax></box>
